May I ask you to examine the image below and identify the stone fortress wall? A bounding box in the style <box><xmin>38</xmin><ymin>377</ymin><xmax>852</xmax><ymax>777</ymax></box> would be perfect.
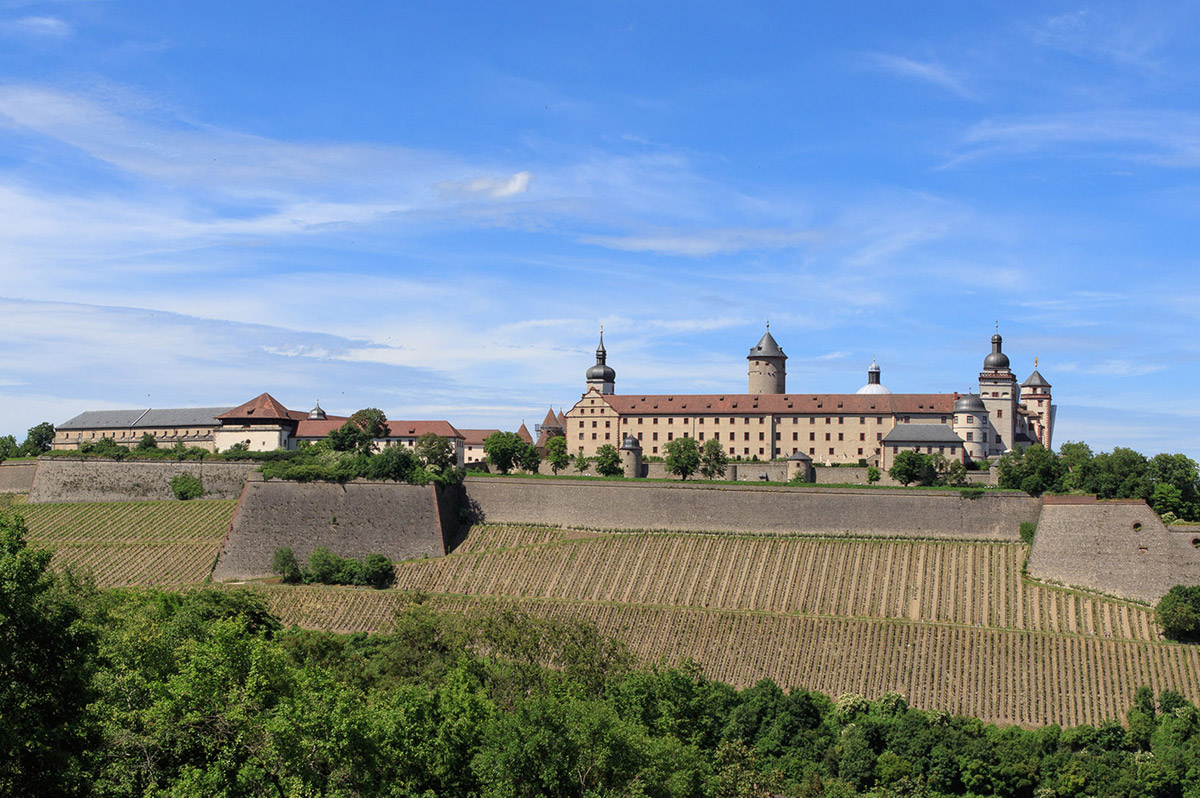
<box><xmin>0</xmin><ymin>462</ymin><xmax>37</xmax><ymax>493</ymax></box>
<box><xmin>212</xmin><ymin>478</ymin><xmax>453</xmax><ymax>581</ymax></box>
<box><xmin>464</xmin><ymin>477</ymin><xmax>1039</xmax><ymax>540</ymax></box>
<box><xmin>1029</xmin><ymin>497</ymin><xmax>1200</xmax><ymax>604</ymax></box>
<box><xmin>27</xmin><ymin>458</ymin><xmax>260</xmax><ymax>503</ymax></box>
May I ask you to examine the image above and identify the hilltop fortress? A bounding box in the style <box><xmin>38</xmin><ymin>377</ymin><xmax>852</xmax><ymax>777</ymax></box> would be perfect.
<box><xmin>566</xmin><ymin>328</ymin><xmax>1055</xmax><ymax>469</ymax></box>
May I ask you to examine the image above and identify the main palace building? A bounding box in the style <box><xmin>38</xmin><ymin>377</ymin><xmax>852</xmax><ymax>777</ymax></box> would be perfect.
<box><xmin>564</xmin><ymin>328</ymin><xmax>1054</xmax><ymax>469</ymax></box>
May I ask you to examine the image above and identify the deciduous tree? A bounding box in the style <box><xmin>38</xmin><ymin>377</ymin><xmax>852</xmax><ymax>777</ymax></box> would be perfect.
<box><xmin>700</xmin><ymin>438</ymin><xmax>729</xmax><ymax>480</ymax></box>
<box><xmin>665</xmin><ymin>437</ymin><xmax>701</xmax><ymax>480</ymax></box>
<box><xmin>546</xmin><ymin>436</ymin><xmax>569</xmax><ymax>475</ymax></box>
<box><xmin>594</xmin><ymin>445</ymin><xmax>622</xmax><ymax>477</ymax></box>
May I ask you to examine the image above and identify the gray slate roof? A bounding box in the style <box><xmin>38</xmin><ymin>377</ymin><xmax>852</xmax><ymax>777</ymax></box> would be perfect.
<box><xmin>882</xmin><ymin>424</ymin><xmax>964</xmax><ymax>445</ymax></box>
<box><xmin>59</xmin><ymin>407</ymin><xmax>233</xmax><ymax>430</ymax></box>
<box><xmin>748</xmin><ymin>330</ymin><xmax>786</xmax><ymax>359</ymax></box>
<box><xmin>1021</xmin><ymin>369</ymin><xmax>1051</xmax><ymax>388</ymax></box>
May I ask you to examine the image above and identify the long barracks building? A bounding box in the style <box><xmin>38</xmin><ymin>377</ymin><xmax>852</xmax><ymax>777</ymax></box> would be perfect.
<box><xmin>564</xmin><ymin>328</ymin><xmax>1054</xmax><ymax>469</ymax></box>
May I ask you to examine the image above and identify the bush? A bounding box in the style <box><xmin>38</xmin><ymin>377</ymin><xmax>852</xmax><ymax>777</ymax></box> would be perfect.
<box><xmin>135</xmin><ymin>432</ymin><xmax>158</xmax><ymax>450</ymax></box>
<box><xmin>1156</xmin><ymin>585</ymin><xmax>1200</xmax><ymax>642</ymax></box>
<box><xmin>169</xmin><ymin>473</ymin><xmax>204</xmax><ymax>500</ymax></box>
<box><xmin>271</xmin><ymin>547</ymin><xmax>302</xmax><ymax>584</ymax></box>
<box><xmin>866</xmin><ymin>465</ymin><xmax>881</xmax><ymax>484</ymax></box>
<box><xmin>363</xmin><ymin>554</ymin><xmax>395</xmax><ymax>589</ymax></box>
<box><xmin>295</xmin><ymin>546</ymin><xmax>394</xmax><ymax>589</ymax></box>
<box><xmin>1019</xmin><ymin>521</ymin><xmax>1036</xmax><ymax>544</ymax></box>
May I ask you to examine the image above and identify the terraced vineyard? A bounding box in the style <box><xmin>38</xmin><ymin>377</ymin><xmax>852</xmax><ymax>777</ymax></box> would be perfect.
<box><xmin>16</xmin><ymin>499</ymin><xmax>237</xmax><ymax>587</ymax></box>
<box><xmin>248</xmin><ymin>524</ymin><xmax>1200</xmax><ymax>727</ymax></box>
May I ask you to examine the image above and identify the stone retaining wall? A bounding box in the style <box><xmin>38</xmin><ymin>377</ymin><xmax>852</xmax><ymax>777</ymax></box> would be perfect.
<box><xmin>28</xmin><ymin>458</ymin><xmax>260</xmax><ymax>503</ymax></box>
<box><xmin>1028</xmin><ymin>502</ymin><xmax>1200</xmax><ymax>603</ymax></box>
<box><xmin>212</xmin><ymin>479</ymin><xmax>452</xmax><ymax>581</ymax></box>
<box><xmin>0</xmin><ymin>462</ymin><xmax>36</xmax><ymax>493</ymax></box>
<box><xmin>463</xmin><ymin>477</ymin><xmax>1038</xmax><ymax>539</ymax></box>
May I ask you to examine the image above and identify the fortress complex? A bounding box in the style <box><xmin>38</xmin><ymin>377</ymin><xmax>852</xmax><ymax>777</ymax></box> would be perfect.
<box><xmin>565</xmin><ymin>328</ymin><xmax>1055</xmax><ymax>469</ymax></box>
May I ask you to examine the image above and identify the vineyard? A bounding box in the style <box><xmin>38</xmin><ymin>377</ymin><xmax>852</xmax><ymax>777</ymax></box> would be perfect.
<box><xmin>247</xmin><ymin>523</ymin><xmax>1200</xmax><ymax>727</ymax></box>
<box><xmin>16</xmin><ymin>499</ymin><xmax>237</xmax><ymax>588</ymax></box>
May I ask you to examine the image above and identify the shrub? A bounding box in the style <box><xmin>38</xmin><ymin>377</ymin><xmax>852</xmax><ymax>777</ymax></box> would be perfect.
<box><xmin>169</xmin><ymin>473</ymin><xmax>204</xmax><ymax>500</ymax></box>
<box><xmin>295</xmin><ymin>547</ymin><xmax>395</xmax><ymax>589</ymax></box>
<box><xmin>866</xmin><ymin>465</ymin><xmax>881</xmax><ymax>484</ymax></box>
<box><xmin>363</xmin><ymin>554</ymin><xmax>395</xmax><ymax>589</ymax></box>
<box><xmin>1019</xmin><ymin>522</ymin><xmax>1037</xmax><ymax>544</ymax></box>
<box><xmin>135</xmin><ymin>432</ymin><xmax>158</xmax><ymax>450</ymax></box>
<box><xmin>1156</xmin><ymin>585</ymin><xmax>1200</xmax><ymax>642</ymax></box>
<box><xmin>960</xmin><ymin>488</ymin><xmax>985</xmax><ymax>500</ymax></box>
<box><xmin>271</xmin><ymin>547</ymin><xmax>302</xmax><ymax>584</ymax></box>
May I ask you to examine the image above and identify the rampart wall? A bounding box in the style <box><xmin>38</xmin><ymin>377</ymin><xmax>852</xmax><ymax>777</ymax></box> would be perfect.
<box><xmin>0</xmin><ymin>462</ymin><xmax>36</xmax><ymax>493</ymax></box>
<box><xmin>535</xmin><ymin>461</ymin><xmax>996</xmax><ymax>486</ymax></box>
<box><xmin>212</xmin><ymin>479</ymin><xmax>451</xmax><ymax>581</ymax></box>
<box><xmin>463</xmin><ymin>477</ymin><xmax>1038</xmax><ymax>539</ymax></box>
<box><xmin>28</xmin><ymin>458</ymin><xmax>260</xmax><ymax>503</ymax></box>
<box><xmin>1028</xmin><ymin>500</ymin><xmax>1200</xmax><ymax>603</ymax></box>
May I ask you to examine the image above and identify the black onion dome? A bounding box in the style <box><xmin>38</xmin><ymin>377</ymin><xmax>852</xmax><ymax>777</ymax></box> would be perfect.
<box><xmin>983</xmin><ymin>333</ymin><xmax>1010</xmax><ymax>370</ymax></box>
<box><xmin>586</xmin><ymin>331</ymin><xmax>616</xmax><ymax>381</ymax></box>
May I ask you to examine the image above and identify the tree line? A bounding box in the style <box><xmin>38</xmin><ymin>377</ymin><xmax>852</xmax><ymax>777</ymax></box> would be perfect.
<box><xmin>0</xmin><ymin>421</ymin><xmax>55</xmax><ymax>461</ymax></box>
<box><xmin>5</xmin><ymin>509</ymin><xmax>1200</xmax><ymax>798</ymax></box>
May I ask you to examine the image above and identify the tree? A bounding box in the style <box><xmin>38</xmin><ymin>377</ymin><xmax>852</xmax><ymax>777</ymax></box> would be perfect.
<box><xmin>700</xmin><ymin>438</ymin><xmax>729</xmax><ymax>480</ymax></box>
<box><xmin>329</xmin><ymin>408</ymin><xmax>389</xmax><ymax>454</ymax></box>
<box><xmin>19</xmin><ymin>422</ymin><xmax>55</xmax><ymax>457</ymax></box>
<box><xmin>135</xmin><ymin>432</ymin><xmax>158</xmax><ymax>450</ymax></box>
<box><xmin>271</xmin><ymin>547</ymin><xmax>302</xmax><ymax>584</ymax></box>
<box><xmin>573</xmin><ymin>452</ymin><xmax>591</xmax><ymax>475</ymax></box>
<box><xmin>169</xmin><ymin>473</ymin><xmax>204</xmax><ymax>500</ymax></box>
<box><xmin>594</xmin><ymin>444</ymin><xmax>623</xmax><ymax>477</ymax></box>
<box><xmin>664</xmin><ymin>437</ymin><xmax>701</xmax><ymax>480</ymax></box>
<box><xmin>484</xmin><ymin>431</ymin><xmax>527</xmax><ymax>475</ymax></box>
<box><xmin>996</xmin><ymin>444</ymin><xmax>1066</xmax><ymax>496</ymax></box>
<box><xmin>517</xmin><ymin>444</ymin><xmax>541</xmax><ymax>474</ymax></box>
<box><xmin>0</xmin><ymin>512</ymin><xmax>97</xmax><ymax>794</ymax></box>
<box><xmin>0</xmin><ymin>435</ymin><xmax>19</xmax><ymax>461</ymax></box>
<box><xmin>546</xmin><ymin>436</ymin><xmax>570</xmax><ymax>475</ymax></box>
<box><xmin>1148</xmin><ymin>453</ymin><xmax>1200</xmax><ymax>519</ymax></box>
<box><xmin>1156</xmin><ymin>585</ymin><xmax>1200</xmax><ymax>642</ymax></box>
<box><xmin>888</xmin><ymin>450</ymin><xmax>928</xmax><ymax>487</ymax></box>
<box><xmin>415</xmin><ymin>432</ymin><xmax>455</xmax><ymax>473</ymax></box>
<box><xmin>365</xmin><ymin>444</ymin><xmax>420</xmax><ymax>482</ymax></box>
<box><xmin>866</xmin><ymin>465</ymin><xmax>881</xmax><ymax>484</ymax></box>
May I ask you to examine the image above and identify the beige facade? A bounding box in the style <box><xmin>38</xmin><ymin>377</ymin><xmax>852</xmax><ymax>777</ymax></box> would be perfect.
<box><xmin>565</xmin><ymin>329</ymin><xmax>1054</xmax><ymax>467</ymax></box>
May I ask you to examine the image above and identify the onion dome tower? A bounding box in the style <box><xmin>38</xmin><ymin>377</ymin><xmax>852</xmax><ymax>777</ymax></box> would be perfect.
<box><xmin>952</xmin><ymin>393</ymin><xmax>988</xmax><ymax>461</ymax></box>
<box><xmin>585</xmin><ymin>327</ymin><xmax>616</xmax><ymax>395</ymax></box>
<box><xmin>979</xmin><ymin>327</ymin><xmax>1018</xmax><ymax>456</ymax></box>
<box><xmin>747</xmin><ymin>323</ymin><xmax>787</xmax><ymax>394</ymax></box>
<box><xmin>856</xmin><ymin>358</ymin><xmax>892</xmax><ymax>395</ymax></box>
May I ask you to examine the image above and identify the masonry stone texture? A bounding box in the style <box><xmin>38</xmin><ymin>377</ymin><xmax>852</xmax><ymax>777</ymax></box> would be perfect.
<box><xmin>28</xmin><ymin>458</ymin><xmax>260</xmax><ymax>503</ymax></box>
<box><xmin>1029</xmin><ymin>501</ymin><xmax>1200</xmax><ymax>603</ymax></box>
<box><xmin>212</xmin><ymin>479</ymin><xmax>453</xmax><ymax>581</ymax></box>
<box><xmin>0</xmin><ymin>462</ymin><xmax>36</xmax><ymax>493</ymax></box>
<box><xmin>464</xmin><ymin>477</ymin><xmax>1039</xmax><ymax>539</ymax></box>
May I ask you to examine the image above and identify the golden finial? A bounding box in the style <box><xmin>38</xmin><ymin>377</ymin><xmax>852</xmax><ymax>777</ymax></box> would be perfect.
<box><xmin>1035</xmin><ymin>356</ymin><xmax>1038</xmax><ymax>369</ymax></box>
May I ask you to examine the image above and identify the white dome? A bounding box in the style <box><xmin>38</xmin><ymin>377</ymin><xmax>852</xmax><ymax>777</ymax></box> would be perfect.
<box><xmin>856</xmin><ymin>383</ymin><xmax>892</xmax><ymax>395</ymax></box>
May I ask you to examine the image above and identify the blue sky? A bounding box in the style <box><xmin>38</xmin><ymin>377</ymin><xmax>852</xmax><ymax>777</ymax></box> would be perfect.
<box><xmin>1</xmin><ymin>2</ymin><xmax>1198</xmax><ymax>457</ymax></box>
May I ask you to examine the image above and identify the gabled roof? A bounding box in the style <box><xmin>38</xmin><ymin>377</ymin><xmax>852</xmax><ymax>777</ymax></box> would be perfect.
<box><xmin>459</xmin><ymin>428</ymin><xmax>500</xmax><ymax>446</ymax></box>
<box><xmin>58</xmin><ymin>407</ymin><xmax>233</xmax><ymax>430</ymax></box>
<box><xmin>882</xmin><ymin>424</ymin><xmax>964</xmax><ymax>445</ymax></box>
<box><xmin>216</xmin><ymin>393</ymin><xmax>294</xmax><ymax>422</ymax></box>
<box><xmin>600</xmin><ymin>393</ymin><xmax>956</xmax><ymax>415</ymax></box>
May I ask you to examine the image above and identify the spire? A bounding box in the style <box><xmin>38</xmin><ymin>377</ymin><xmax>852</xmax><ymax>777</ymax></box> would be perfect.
<box><xmin>595</xmin><ymin>325</ymin><xmax>607</xmax><ymax>362</ymax></box>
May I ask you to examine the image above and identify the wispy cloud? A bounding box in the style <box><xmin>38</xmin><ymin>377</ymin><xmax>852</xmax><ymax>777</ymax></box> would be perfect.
<box><xmin>862</xmin><ymin>52</ymin><xmax>975</xmax><ymax>99</ymax></box>
<box><xmin>1</xmin><ymin>15</ymin><xmax>70</xmax><ymax>38</ymax></box>
<box><xmin>951</xmin><ymin>111</ymin><xmax>1200</xmax><ymax>168</ymax></box>
<box><xmin>578</xmin><ymin>227</ymin><xmax>818</xmax><ymax>256</ymax></box>
<box><xmin>1027</xmin><ymin>9</ymin><xmax>1170</xmax><ymax>72</ymax></box>
<box><xmin>437</xmin><ymin>170</ymin><xmax>532</xmax><ymax>199</ymax></box>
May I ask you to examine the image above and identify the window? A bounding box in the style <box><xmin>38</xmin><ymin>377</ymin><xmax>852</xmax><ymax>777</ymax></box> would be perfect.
<box><xmin>653</xmin><ymin>432</ymin><xmax>658</xmax><ymax>441</ymax></box>
<box><xmin>699</xmin><ymin>432</ymin><xmax>705</xmax><ymax>440</ymax></box>
<box><xmin>877</xmin><ymin>417</ymin><xmax>883</xmax><ymax>424</ymax></box>
<box><xmin>967</xmin><ymin>416</ymin><xmax>973</xmax><ymax>424</ymax></box>
<box><xmin>859</xmin><ymin>417</ymin><xmax>865</xmax><ymax>424</ymax></box>
<box><xmin>829</xmin><ymin>448</ymin><xmax>834</xmax><ymax>455</ymax></box>
<box><xmin>578</xmin><ymin>421</ymin><xmax>584</xmax><ymax>428</ymax></box>
<box><xmin>668</xmin><ymin>418</ymin><xmax>673</xmax><ymax>425</ymax></box>
<box><xmin>637</xmin><ymin>433</ymin><xmax>643</xmax><ymax>441</ymax></box>
<box><xmin>744</xmin><ymin>417</ymin><xmax>750</xmax><ymax>425</ymax></box>
<box><xmin>792</xmin><ymin>432</ymin><xmax>798</xmax><ymax>441</ymax></box>
<box><xmin>638</xmin><ymin>418</ymin><xmax>643</xmax><ymax>425</ymax></box>
<box><xmin>591</xmin><ymin>421</ymin><xmax>597</xmax><ymax>428</ymax></box>
<box><xmin>857</xmin><ymin>448</ymin><xmax>863</xmax><ymax>455</ymax></box>
<box><xmin>668</xmin><ymin>432</ymin><xmax>674</xmax><ymax>441</ymax></box>
<box><xmin>775</xmin><ymin>432</ymin><xmax>781</xmax><ymax>440</ymax></box>
<box><xmin>591</xmin><ymin>433</ymin><xmax>597</xmax><ymax>440</ymax></box>
<box><xmin>759</xmin><ymin>432</ymin><xmax>765</xmax><ymax>441</ymax></box>
<box><xmin>966</xmin><ymin>432</ymin><xmax>973</xmax><ymax>441</ymax></box>
<box><xmin>938</xmin><ymin>447</ymin><xmax>944</xmax><ymax>453</ymax></box>
<box><xmin>744</xmin><ymin>448</ymin><xmax>750</xmax><ymax>455</ymax></box>
<box><xmin>653</xmin><ymin>418</ymin><xmax>658</xmax><ymax>425</ymax></box>
<box><xmin>809</xmin><ymin>418</ymin><xmax>815</xmax><ymax>425</ymax></box>
<box><xmin>605</xmin><ymin>420</ymin><xmax>610</xmax><ymax>427</ymax></box>
<box><xmin>997</xmin><ymin>409</ymin><xmax>1003</xmax><ymax>418</ymax></box>
<box><xmin>730</xmin><ymin>447</ymin><xmax>735</xmax><ymax>454</ymax></box>
<box><xmin>838</xmin><ymin>433</ymin><xmax>844</xmax><ymax>441</ymax></box>
<box><xmin>825</xmin><ymin>417</ymin><xmax>831</xmax><ymax>424</ymax></box>
<box><xmin>859</xmin><ymin>433</ymin><xmax>865</xmax><ymax>441</ymax></box>
<box><xmin>825</xmin><ymin>433</ymin><xmax>831</xmax><ymax>441</ymax></box>
<box><xmin>653</xmin><ymin>447</ymin><xmax>658</xmax><ymax>454</ymax></box>
<box><xmin>744</xmin><ymin>432</ymin><xmax>750</xmax><ymax>441</ymax></box>
<box><xmin>809</xmin><ymin>448</ymin><xmax>815</xmax><ymax>455</ymax></box>
<box><xmin>838</xmin><ymin>417</ymin><xmax>844</xmax><ymax>425</ymax></box>
<box><xmin>759</xmin><ymin>448</ymin><xmax>765</xmax><ymax>455</ymax></box>
<box><xmin>810</xmin><ymin>432</ymin><xmax>815</xmax><ymax>441</ymax></box>
<box><xmin>983</xmin><ymin>433</ymin><xmax>988</xmax><ymax>442</ymax></box>
<box><xmin>729</xmin><ymin>432</ymin><xmax>735</xmax><ymax>441</ymax></box>
<box><xmin>892</xmin><ymin>446</ymin><xmax>898</xmax><ymax>453</ymax></box>
<box><xmin>605</xmin><ymin>433</ymin><xmax>610</xmax><ymax>440</ymax></box>
<box><xmin>940</xmin><ymin>416</ymin><xmax>946</xmax><ymax>423</ymax></box>
<box><xmin>579</xmin><ymin>433</ymin><xmax>584</xmax><ymax>440</ymax></box>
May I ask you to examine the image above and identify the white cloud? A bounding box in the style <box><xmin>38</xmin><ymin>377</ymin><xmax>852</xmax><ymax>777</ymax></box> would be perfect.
<box><xmin>578</xmin><ymin>227</ymin><xmax>818</xmax><ymax>256</ymax></box>
<box><xmin>862</xmin><ymin>52</ymin><xmax>975</xmax><ymax>99</ymax></box>
<box><xmin>2</xmin><ymin>16</ymin><xmax>70</xmax><ymax>38</ymax></box>
<box><xmin>437</xmin><ymin>170</ymin><xmax>532</xmax><ymax>199</ymax></box>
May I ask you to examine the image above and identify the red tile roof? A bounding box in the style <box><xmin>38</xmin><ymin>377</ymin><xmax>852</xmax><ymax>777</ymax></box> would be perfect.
<box><xmin>516</xmin><ymin>423</ymin><xmax>533</xmax><ymax>443</ymax></box>
<box><xmin>459</xmin><ymin>428</ymin><xmax>500</xmax><ymax>446</ymax></box>
<box><xmin>295</xmin><ymin>418</ymin><xmax>464</xmax><ymax>440</ymax></box>
<box><xmin>216</xmin><ymin>392</ymin><xmax>295</xmax><ymax>422</ymax></box>
<box><xmin>601</xmin><ymin>393</ymin><xmax>957</xmax><ymax>415</ymax></box>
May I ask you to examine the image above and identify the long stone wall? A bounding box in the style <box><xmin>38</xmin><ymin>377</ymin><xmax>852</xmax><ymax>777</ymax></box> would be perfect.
<box><xmin>213</xmin><ymin>479</ymin><xmax>451</xmax><ymax>581</ymax></box>
<box><xmin>463</xmin><ymin>477</ymin><xmax>1038</xmax><ymax>539</ymax></box>
<box><xmin>28</xmin><ymin>458</ymin><xmax>260</xmax><ymax>503</ymax></box>
<box><xmin>0</xmin><ymin>462</ymin><xmax>36</xmax><ymax>493</ymax></box>
<box><xmin>1028</xmin><ymin>499</ymin><xmax>1200</xmax><ymax>603</ymax></box>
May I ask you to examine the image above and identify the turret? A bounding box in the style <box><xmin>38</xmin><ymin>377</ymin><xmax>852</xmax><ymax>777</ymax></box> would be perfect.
<box><xmin>978</xmin><ymin>330</ymin><xmax>1017</xmax><ymax>455</ymax></box>
<box><xmin>952</xmin><ymin>393</ymin><xmax>988</xmax><ymax>461</ymax></box>
<box><xmin>619</xmin><ymin>433</ymin><xmax>643</xmax><ymax>478</ymax></box>
<box><xmin>747</xmin><ymin>324</ymin><xmax>787</xmax><ymax>394</ymax></box>
<box><xmin>585</xmin><ymin>328</ymin><xmax>616</xmax><ymax>395</ymax></box>
<box><xmin>856</xmin><ymin>358</ymin><xmax>891</xmax><ymax>395</ymax></box>
<box><xmin>1021</xmin><ymin>360</ymin><xmax>1054</xmax><ymax>449</ymax></box>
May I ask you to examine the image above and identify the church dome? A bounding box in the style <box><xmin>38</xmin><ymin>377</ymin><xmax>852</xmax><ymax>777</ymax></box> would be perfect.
<box><xmin>983</xmin><ymin>333</ymin><xmax>1010</xmax><ymax>370</ymax></box>
<box><xmin>308</xmin><ymin>402</ymin><xmax>326</xmax><ymax>420</ymax></box>
<box><xmin>954</xmin><ymin>393</ymin><xmax>987</xmax><ymax>414</ymax></box>
<box><xmin>856</xmin><ymin>358</ymin><xmax>891</xmax><ymax>394</ymax></box>
<box><xmin>586</xmin><ymin>331</ymin><xmax>616</xmax><ymax>383</ymax></box>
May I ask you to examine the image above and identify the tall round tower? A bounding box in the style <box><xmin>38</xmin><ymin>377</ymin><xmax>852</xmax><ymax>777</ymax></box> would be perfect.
<box><xmin>747</xmin><ymin>324</ymin><xmax>787</xmax><ymax>394</ymax></box>
<box><xmin>952</xmin><ymin>393</ymin><xmax>988</xmax><ymax>462</ymax></box>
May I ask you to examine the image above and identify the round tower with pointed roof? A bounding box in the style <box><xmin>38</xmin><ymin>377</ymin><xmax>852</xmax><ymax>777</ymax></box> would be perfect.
<box><xmin>747</xmin><ymin>323</ymin><xmax>787</xmax><ymax>394</ymax></box>
<box><xmin>585</xmin><ymin>327</ymin><xmax>616</xmax><ymax>395</ymax></box>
